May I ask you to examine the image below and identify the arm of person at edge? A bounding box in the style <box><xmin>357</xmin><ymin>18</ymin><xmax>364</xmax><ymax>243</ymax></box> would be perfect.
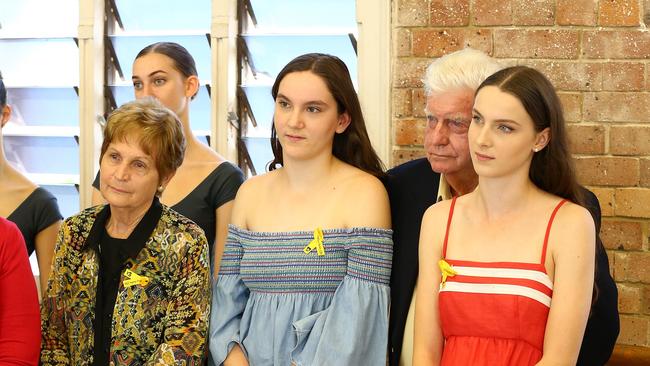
<box><xmin>536</xmin><ymin>203</ymin><xmax>595</xmax><ymax>366</ymax></box>
<box><xmin>213</xmin><ymin>200</ymin><xmax>234</xmax><ymax>277</ymax></box>
<box><xmin>34</xmin><ymin>220</ymin><xmax>61</xmax><ymax>297</ymax></box>
<box><xmin>412</xmin><ymin>201</ymin><xmax>449</xmax><ymax>366</ymax></box>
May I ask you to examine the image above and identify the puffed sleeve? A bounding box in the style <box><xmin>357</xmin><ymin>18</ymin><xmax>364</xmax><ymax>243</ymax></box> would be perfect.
<box><xmin>40</xmin><ymin>222</ymin><xmax>71</xmax><ymax>365</ymax></box>
<box><xmin>290</xmin><ymin>229</ymin><xmax>393</xmax><ymax>366</ymax></box>
<box><xmin>146</xmin><ymin>227</ymin><xmax>211</xmax><ymax>365</ymax></box>
<box><xmin>209</xmin><ymin>226</ymin><xmax>250</xmax><ymax>364</ymax></box>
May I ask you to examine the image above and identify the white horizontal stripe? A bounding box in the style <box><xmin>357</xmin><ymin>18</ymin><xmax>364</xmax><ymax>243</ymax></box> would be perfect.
<box><xmin>453</xmin><ymin>266</ymin><xmax>553</xmax><ymax>290</ymax></box>
<box><xmin>440</xmin><ymin>282</ymin><xmax>552</xmax><ymax>307</ymax></box>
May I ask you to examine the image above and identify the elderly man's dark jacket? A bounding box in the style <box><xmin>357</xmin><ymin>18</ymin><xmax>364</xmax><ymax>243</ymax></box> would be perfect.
<box><xmin>385</xmin><ymin>157</ymin><xmax>619</xmax><ymax>366</ymax></box>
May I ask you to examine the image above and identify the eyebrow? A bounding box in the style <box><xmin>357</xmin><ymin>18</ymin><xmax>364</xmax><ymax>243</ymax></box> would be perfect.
<box><xmin>107</xmin><ymin>147</ymin><xmax>153</xmax><ymax>162</ymax></box>
<box><xmin>472</xmin><ymin>108</ymin><xmax>521</xmax><ymax>126</ymax></box>
<box><xmin>276</xmin><ymin>93</ymin><xmax>328</xmax><ymax>106</ymax></box>
<box><xmin>131</xmin><ymin>70</ymin><xmax>167</xmax><ymax>80</ymax></box>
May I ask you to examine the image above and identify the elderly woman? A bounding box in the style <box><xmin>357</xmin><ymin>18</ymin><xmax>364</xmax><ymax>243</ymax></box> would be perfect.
<box><xmin>40</xmin><ymin>98</ymin><xmax>211</xmax><ymax>365</ymax></box>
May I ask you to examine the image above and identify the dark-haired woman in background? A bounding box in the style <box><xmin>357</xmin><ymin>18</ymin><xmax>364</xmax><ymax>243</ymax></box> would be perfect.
<box><xmin>413</xmin><ymin>66</ymin><xmax>596</xmax><ymax>366</ymax></box>
<box><xmin>92</xmin><ymin>42</ymin><xmax>243</xmax><ymax>275</ymax></box>
<box><xmin>0</xmin><ymin>73</ymin><xmax>62</xmax><ymax>296</ymax></box>
<box><xmin>209</xmin><ymin>53</ymin><xmax>393</xmax><ymax>365</ymax></box>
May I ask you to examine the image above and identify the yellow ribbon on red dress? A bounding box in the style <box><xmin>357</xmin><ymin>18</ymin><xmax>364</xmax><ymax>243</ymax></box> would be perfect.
<box><xmin>438</xmin><ymin>259</ymin><xmax>457</xmax><ymax>288</ymax></box>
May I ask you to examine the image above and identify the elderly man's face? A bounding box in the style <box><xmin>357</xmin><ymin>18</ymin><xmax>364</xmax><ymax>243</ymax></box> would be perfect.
<box><xmin>424</xmin><ymin>88</ymin><xmax>476</xmax><ymax>177</ymax></box>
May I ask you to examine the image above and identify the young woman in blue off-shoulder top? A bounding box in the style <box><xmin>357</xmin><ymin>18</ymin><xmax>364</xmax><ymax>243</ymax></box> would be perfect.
<box><xmin>209</xmin><ymin>53</ymin><xmax>393</xmax><ymax>366</ymax></box>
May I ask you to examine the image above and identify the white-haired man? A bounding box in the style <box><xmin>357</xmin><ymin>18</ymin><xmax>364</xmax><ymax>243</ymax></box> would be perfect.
<box><xmin>385</xmin><ymin>48</ymin><xmax>619</xmax><ymax>366</ymax></box>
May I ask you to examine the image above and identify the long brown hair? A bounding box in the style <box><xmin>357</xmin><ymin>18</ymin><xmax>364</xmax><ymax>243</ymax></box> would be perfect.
<box><xmin>476</xmin><ymin>66</ymin><xmax>584</xmax><ymax>206</ymax></box>
<box><xmin>269</xmin><ymin>53</ymin><xmax>384</xmax><ymax>177</ymax></box>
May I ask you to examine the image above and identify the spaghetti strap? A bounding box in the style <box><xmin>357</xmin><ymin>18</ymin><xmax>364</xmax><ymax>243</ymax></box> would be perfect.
<box><xmin>540</xmin><ymin>199</ymin><xmax>568</xmax><ymax>265</ymax></box>
<box><xmin>442</xmin><ymin>196</ymin><xmax>458</xmax><ymax>258</ymax></box>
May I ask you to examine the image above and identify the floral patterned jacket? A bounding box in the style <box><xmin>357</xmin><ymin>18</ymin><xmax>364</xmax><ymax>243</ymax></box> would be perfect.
<box><xmin>40</xmin><ymin>201</ymin><xmax>211</xmax><ymax>365</ymax></box>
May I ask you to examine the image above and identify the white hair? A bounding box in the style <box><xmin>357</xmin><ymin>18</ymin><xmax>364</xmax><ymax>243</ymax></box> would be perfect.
<box><xmin>422</xmin><ymin>48</ymin><xmax>503</xmax><ymax>95</ymax></box>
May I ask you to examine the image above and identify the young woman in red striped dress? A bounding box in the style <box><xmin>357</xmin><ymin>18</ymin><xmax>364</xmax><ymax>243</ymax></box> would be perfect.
<box><xmin>413</xmin><ymin>66</ymin><xmax>596</xmax><ymax>366</ymax></box>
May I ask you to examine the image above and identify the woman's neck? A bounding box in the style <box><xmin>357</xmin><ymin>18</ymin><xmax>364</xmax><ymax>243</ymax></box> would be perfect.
<box><xmin>473</xmin><ymin>172</ymin><xmax>539</xmax><ymax>221</ymax></box>
<box><xmin>106</xmin><ymin>202</ymin><xmax>152</xmax><ymax>239</ymax></box>
<box><xmin>280</xmin><ymin>153</ymin><xmax>338</xmax><ymax>193</ymax></box>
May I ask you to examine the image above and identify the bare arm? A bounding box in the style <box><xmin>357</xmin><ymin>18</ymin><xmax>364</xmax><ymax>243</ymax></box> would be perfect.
<box><xmin>413</xmin><ymin>203</ymin><xmax>447</xmax><ymax>366</ymax></box>
<box><xmin>91</xmin><ymin>187</ymin><xmax>106</xmax><ymax>206</ymax></box>
<box><xmin>213</xmin><ymin>200</ymin><xmax>235</xmax><ymax>278</ymax></box>
<box><xmin>537</xmin><ymin>204</ymin><xmax>595</xmax><ymax>365</ymax></box>
<box><xmin>34</xmin><ymin>220</ymin><xmax>61</xmax><ymax>297</ymax></box>
<box><xmin>224</xmin><ymin>345</ymin><xmax>249</xmax><ymax>366</ymax></box>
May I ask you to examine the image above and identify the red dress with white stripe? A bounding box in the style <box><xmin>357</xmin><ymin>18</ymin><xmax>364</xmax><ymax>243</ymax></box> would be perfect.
<box><xmin>438</xmin><ymin>197</ymin><xmax>567</xmax><ymax>365</ymax></box>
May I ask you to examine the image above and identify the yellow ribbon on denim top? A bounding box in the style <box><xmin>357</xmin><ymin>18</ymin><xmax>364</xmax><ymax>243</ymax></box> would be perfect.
<box><xmin>438</xmin><ymin>259</ymin><xmax>457</xmax><ymax>288</ymax></box>
<box><xmin>303</xmin><ymin>228</ymin><xmax>325</xmax><ymax>256</ymax></box>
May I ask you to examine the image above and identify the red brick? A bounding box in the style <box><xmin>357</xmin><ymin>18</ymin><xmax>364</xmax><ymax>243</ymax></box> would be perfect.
<box><xmin>512</xmin><ymin>0</ymin><xmax>554</xmax><ymax>25</ymax></box>
<box><xmin>494</xmin><ymin>30</ymin><xmax>580</xmax><ymax>59</ymax></box>
<box><xmin>610</xmin><ymin>126</ymin><xmax>650</xmax><ymax>155</ymax></box>
<box><xmin>557</xmin><ymin>0</ymin><xmax>597</xmax><ymax>25</ymax></box>
<box><xmin>582</xmin><ymin>31</ymin><xmax>650</xmax><ymax>59</ymax></box>
<box><xmin>619</xmin><ymin>283</ymin><xmax>643</xmax><ymax>314</ymax></box>
<box><xmin>430</xmin><ymin>0</ymin><xmax>470</xmax><ymax>26</ymax></box>
<box><xmin>574</xmin><ymin>157</ymin><xmax>640</xmax><ymax>186</ymax></box>
<box><xmin>602</xmin><ymin>62</ymin><xmax>645</xmax><ymax>91</ymax></box>
<box><xmin>526</xmin><ymin>61</ymin><xmax>602</xmax><ymax>91</ymax></box>
<box><xmin>583</xmin><ymin>92</ymin><xmax>650</xmax><ymax>123</ymax></box>
<box><xmin>396</xmin><ymin>0</ymin><xmax>429</xmax><ymax>26</ymax></box>
<box><xmin>643</xmin><ymin>285</ymin><xmax>650</xmax><ymax>315</ymax></box>
<box><xmin>615</xmin><ymin>251</ymin><xmax>650</xmax><ymax>283</ymax></box>
<box><xmin>558</xmin><ymin>93</ymin><xmax>582</xmax><ymax>122</ymax></box>
<box><xmin>394</xmin><ymin>28</ymin><xmax>412</xmax><ymax>57</ymax></box>
<box><xmin>618</xmin><ymin>315</ymin><xmax>649</xmax><ymax>346</ymax></box>
<box><xmin>412</xmin><ymin>89</ymin><xmax>426</xmax><ymax>118</ymax></box>
<box><xmin>472</xmin><ymin>0</ymin><xmax>512</xmax><ymax>25</ymax></box>
<box><xmin>615</xmin><ymin>188</ymin><xmax>650</xmax><ymax>218</ymax></box>
<box><xmin>641</xmin><ymin>158</ymin><xmax>650</xmax><ymax>187</ymax></box>
<box><xmin>394</xmin><ymin>58</ymin><xmax>431</xmax><ymax>88</ymax></box>
<box><xmin>601</xmin><ymin>220</ymin><xmax>643</xmax><ymax>250</ymax></box>
<box><xmin>395</xmin><ymin>119</ymin><xmax>425</xmax><ymax>146</ymax></box>
<box><xmin>567</xmin><ymin>124</ymin><xmax>605</xmax><ymax>155</ymax></box>
<box><xmin>599</xmin><ymin>0</ymin><xmax>641</xmax><ymax>26</ymax></box>
<box><xmin>591</xmin><ymin>187</ymin><xmax>615</xmax><ymax>216</ymax></box>
<box><xmin>411</xmin><ymin>29</ymin><xmax>492</xmax><ymax>57</ymax></box>
<box><xmin>393</xmin><ymin>88</ymin><xmax>413</xmax><ymax>118</ymax></box>
<box><xmin>392</xmin><ymin>148</ymin><xmax>426</xmax><ymax>167</ymax></box>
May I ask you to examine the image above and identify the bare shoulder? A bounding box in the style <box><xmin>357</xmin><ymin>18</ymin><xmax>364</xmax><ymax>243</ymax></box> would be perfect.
<box><xmin>229</xmin><ymin>170</ymin><xmax>278</xmax><ymax>227</ymax></box>
<box><xmin>549</xmin><ymin>200</ymin><xmax>596</xmax><ymax>256</ymax></box>
<box><xmin>338</xmin><ymin>168</ymin><xmax>390</xmax><ymax>229</ymax></box>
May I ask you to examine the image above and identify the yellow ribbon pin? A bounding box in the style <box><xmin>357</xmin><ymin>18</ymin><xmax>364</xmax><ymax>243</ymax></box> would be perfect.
<box><xmin>303</xmin><ymin>228</ymin><xmax>325</xmax><ymax>256</ymax></box>
<box><xmin>438</xmin><ymin>259</ymin><xmax>457</xmax><ymax>288</ymax></box>
<box><xmin>123</xmin><ymin>269</ymin><xmax>150</xmax><ymax>288</ymax></box>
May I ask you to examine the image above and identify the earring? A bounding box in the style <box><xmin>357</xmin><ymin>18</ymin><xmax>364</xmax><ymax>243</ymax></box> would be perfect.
<box><xmin>533</xmin><ymin>147</ymin><xmax>539</xmax><ymax>152</ymax></box>
<box><xmin>157</xmin><ymin>185</ymin><xmax>164</xmax><ymax>193</ymax></box>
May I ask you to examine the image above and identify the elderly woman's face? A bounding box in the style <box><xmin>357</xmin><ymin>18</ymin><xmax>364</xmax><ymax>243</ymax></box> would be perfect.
<box><xmin>99</xmin><ymin>135</ymin><xmax>160</xmax><ymax>212</ymax></box>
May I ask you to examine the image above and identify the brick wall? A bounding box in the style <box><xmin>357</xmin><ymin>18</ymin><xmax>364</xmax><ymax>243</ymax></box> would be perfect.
<box><xmin>391</xmin><ymin>0</ymin><xmax>650</xmax><ymax>348</ymax></box>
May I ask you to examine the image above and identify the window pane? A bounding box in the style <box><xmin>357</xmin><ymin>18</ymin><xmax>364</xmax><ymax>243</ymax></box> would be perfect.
<box><xmin>0</xmin><ymin>38</ymin><xmax>79</xmax><ymax>87</ymax></box>
<box><xmin>241</xmin><ymin>85</ymin><xmax>273</xmax><ymax>136</ymax></box>
<box><xmin>242</xmin><ymin>137</ymin><xmax>274</xmax><ymax>174</ymax></box>
<box><xmin>6</xmin><ymin>87</ymin><xmax>78</xmax><ymax>126</ymax></box>
<box><xmin>42</xmin><ymin>184</ymin><xmax>79</xmax><ymax>219</ymax></box>
<box><xmin>0</xmin><ymin>0</ymin><xmax>78</xmax><ymax>37</ymax></box>
<box><xmin>108</xmin><ymin>35</ymin><xmax>211</xmax><ymax>82</ymax></box>
<box><xmin>242</xmin><ymin>35</ymin><xmax>357</xmax><ymax>81</ymax></box>
<box><xmin>4</xmin><ymin>136</ymin><xmax>79</xmax><ymax>175</ymax></box>
<box><xmin>112</xmin><ymin>0</ymin><xmax>210</xmax><ymax>32</ymax></box>
<box><xmin>247</xmin><ymin>0</ymin><xmax>356</xmax><ymax>33</ymax></box>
